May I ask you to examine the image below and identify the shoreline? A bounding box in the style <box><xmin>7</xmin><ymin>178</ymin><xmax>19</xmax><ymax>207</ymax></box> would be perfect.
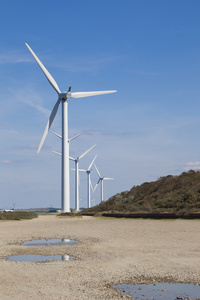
<box><xmin>0</xmin><ymin>215</ymin><xmax>200</xmax><ymax>299</ymax></box>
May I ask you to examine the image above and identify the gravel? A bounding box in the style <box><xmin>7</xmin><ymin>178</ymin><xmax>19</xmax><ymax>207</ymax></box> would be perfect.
<box><xmin>0</xmin><ymin>215</ymin><xmax>200</xmax><ymax>299</ymax></box>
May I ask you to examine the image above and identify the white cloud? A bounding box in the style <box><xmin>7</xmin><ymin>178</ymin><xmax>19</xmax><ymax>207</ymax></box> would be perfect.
<box><xmin>187</xmin><ymin>162</ymin><xmax>200</xmax><ymax>166</ymax></box>
<box><xmin>10</xmin><ymin>87</ymin><xmax>51</xmax><ymax>117</ymax></box>
<box><xmin>1</xmin><ymin>160</ymin><xmax>12</xmax><ymax>164</ymax></box>
<box><xmin>184</xmin><ymin>162</ymin><xmax>200</xmax><ymax>170</ymax></box>
<box><xmin>0</xmin><ymin>51</ymin><xmax>32</xmax><ymax>64</ymax></box>
<box><xmin>20</xmin><ymin>98</ymin><xmax>51</xmax><ymax>117</ymax></box>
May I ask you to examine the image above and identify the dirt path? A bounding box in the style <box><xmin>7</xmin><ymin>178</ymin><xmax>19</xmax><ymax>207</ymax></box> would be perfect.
<box><xmin>0</xmin><ymin>215</ymin><xmax>200</xmax><ymax>299</ymax></box>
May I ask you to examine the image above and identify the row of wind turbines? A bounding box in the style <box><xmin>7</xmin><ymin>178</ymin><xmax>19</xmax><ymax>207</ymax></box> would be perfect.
<box><xmin>25</xmin><ymin>43</ymin><xmax>117</xmax><ymax>212</ymax></box>
<box><xmin>53</xmin><ymin>139</ymin><xmax>113</xmax><ymax>211</ymax></box>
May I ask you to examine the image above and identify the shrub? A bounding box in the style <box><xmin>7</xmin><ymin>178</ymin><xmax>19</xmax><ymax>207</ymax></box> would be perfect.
<box><xmin>81</xmin><ymin>170</ymin><xmax>200</xmax><ymax>215</ymax></box>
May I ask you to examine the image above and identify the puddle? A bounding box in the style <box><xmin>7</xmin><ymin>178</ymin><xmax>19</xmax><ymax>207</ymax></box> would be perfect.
<box><xmin>5</xmin><ymin>238</ymin><xmax>77</xmax><ymax>262</ymax></box>
<box><xmin>21</xmin><ymin>238</ymin><xmax>78</xmax><ymax>247</ymax></box>
<box><xmin>6</xmin><ymin>254</ymin><xmax>74</xmax><ymax>262</ymax></box>
<box><xmin>114</xmin><ymin>282</ymin><xmax>200</xmax><ymax>299</ymax></box>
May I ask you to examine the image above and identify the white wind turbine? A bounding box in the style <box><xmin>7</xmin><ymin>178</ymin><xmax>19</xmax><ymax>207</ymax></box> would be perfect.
<box><xmin>53</xmin><ymin>145</ymin><xmax>95</xmax><ymax>211</ymax></box>
<box><xmin>70</xmin><ymin>145</ymin><xmax>96</xmax><ymax>211</ymax></box>
<box><xmin>93</xmin><ymin>164</ymin><xmax>114</xmax><ymax>203</ymax></box>
<box><xmin>51</xmin><ymin>129</ymin><xmax>95</xmax><ymax>211</ymax></box>
<box><xmin>79</xmin><ymin>155</ymin><xmax>97</xmax><ymax>208</ymax></box>
<box><xmin>25</xmin><ymin>43</ymin><xmax>117</xmax><ymax>212</ymax></box>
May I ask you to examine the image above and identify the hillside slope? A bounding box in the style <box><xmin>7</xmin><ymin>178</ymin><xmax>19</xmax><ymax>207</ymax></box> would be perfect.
<box><xmin>83</xmin><ymin>170</ymin><xmax>200</xmax><ymax>215</ymax></box>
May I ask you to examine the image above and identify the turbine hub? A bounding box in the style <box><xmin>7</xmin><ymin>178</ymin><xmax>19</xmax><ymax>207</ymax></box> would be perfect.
<box><xmin>59</xmin><ymin>92</ymin><xmax>68</xmax><ymax>101</ymax></box>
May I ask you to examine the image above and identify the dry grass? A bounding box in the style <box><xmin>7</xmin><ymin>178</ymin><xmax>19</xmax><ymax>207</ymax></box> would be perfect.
<box><xmin>0</xmin><ymin>211</ymin><xmax>38</xmax><ymax>220</ymax></box>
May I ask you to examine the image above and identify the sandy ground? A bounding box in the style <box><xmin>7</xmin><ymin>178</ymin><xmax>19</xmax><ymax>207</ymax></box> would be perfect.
<box><xmin>0</xmin><ymin>215</ymin><xmax>200</xmax><ymax>299</ymax></box>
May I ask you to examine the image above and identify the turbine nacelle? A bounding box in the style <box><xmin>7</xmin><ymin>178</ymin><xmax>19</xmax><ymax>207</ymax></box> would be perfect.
<box><xmin>59</xmin><ymin>92</ymin><xmax>69</xmax><ymax>101</ymax></box>
<box><xmin>58</xmin><ymin>88</ymin><xmax>72</xmax><ymax>100</ymax></box>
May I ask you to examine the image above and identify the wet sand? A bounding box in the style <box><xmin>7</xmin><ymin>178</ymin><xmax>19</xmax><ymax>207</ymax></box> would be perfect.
<box><xmin>0</xmin><ymin>215</ymin><xmax>200</xmax><ymax>299</ymax></box>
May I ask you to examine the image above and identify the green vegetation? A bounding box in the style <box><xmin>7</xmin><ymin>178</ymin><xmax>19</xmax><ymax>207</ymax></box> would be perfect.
<box><xmin>59</xmin><ymin>212</ymin><xmax>82</xmax><ymax>217</ymax></box>
<box><xmin>0</xmin><ymin>211</ymin><xmax>38</xmax><ymax>220</ymax></box>
<box><xmin>82</xmin><ymin>170</ymin><xmax>200</xmax><ymax>216</ymax></box>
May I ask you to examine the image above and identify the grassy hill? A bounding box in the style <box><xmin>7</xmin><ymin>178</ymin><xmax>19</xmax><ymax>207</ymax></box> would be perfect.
<box><xmin>82</xmin><ymin>170</ymin><xmax>200</xmax><ymax>216</ymax></box>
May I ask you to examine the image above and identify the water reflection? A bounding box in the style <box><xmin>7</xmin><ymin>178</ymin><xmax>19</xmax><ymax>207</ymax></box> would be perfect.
<box><xmin>114</xmin><ymin>282</ymin><xmax>200</xmax><ymax>299</ymax></box>
<box><xmin>21</xmin><ymin>238</ymin><xmax>78</xmax><ymax>247</ymax></box>
<box><xmin>6</xmin><ymin>254</ymin><xmax>74</xmax><ymax>262</ymax></box>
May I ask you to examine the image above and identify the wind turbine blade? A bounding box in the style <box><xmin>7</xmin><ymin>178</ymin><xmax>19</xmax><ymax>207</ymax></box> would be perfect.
<box><xmin>70</xmin><ymin>90</ymin><xmax>117</xmax><ymax>98</ymax></box>
<box><xmin>25</xmin><ymin>43</ymin><xmax>61</xmax><ymax>95</ymax></box>
<box><xmin>88</xmin><ymin>155</ymin><xmax>97</xmax><ymax>170</ymax></box>
<box><xmin>69</xmin><ymin>157</ymin><xmax>75</xmax><ymax>161</ymax></box>
<box><xmin>50</xmin><ymin>128</ymin><xmax>91</xmax><ymax>141</ymax></box>
<box><xmin>52</xmin><ymin>151</ymin><xmax>76</xmax><ymax>162</ymax></box>
<box><xmin>50</xmin><ymin>130</ymin><xmax>62</xmax><ymax>139</ymax></box>
<box><xmin>104</xmin><ymin>177</ymin><xmax>114</xmax><ymax>180</ymax></box>
<box><xmin>90</xmin><ymin>178</ymin><xmax>94</xmax><ymax>192</ymax></box>
<box><xmin>93</xmin><ymin>183</ymin><xmax>98</xmax><ymax>193</ymax></box>
<box><xmin>37</xmin><ymin>99</ymin><xmax>60</xmax><ymax>153</ymax></box>
<box><xmin>52</xmin><ymin>150</ymin><xmax>61</xmax><ymax>156</ymax></box>
<box><xmin>68</xmin><ymin>128</ymin><xmax>91</xmax><ymax>142</ymax></box>
<box><xmin>97</xmin><ymin>178</ymin><xmax>101</xmax><ymax>184</ymax></box>
<box><xmin>79</xmin><ymin>169</ymin><xmax>87</xmax><ymax>172</ymax></box>
<box><xmin>94</xmin><ymin>164</ymin><xmax>101</xmax><ymax>178</ymax></box>
<box><xmin>93</xmin><ymin>178</ymin><xmax>101</xmax><ymax>192</ymax></box>
<box><xmin>79</xmin><ymin>144</ymin><xmax>96</xmax><ymax>160</ymax></box>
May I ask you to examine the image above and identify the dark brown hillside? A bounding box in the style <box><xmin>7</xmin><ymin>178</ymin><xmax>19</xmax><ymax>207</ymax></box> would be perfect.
<box><xmin>82</xmin><ymin>170</ymin><xmax>200</xmax><ymax>215</ymax></box>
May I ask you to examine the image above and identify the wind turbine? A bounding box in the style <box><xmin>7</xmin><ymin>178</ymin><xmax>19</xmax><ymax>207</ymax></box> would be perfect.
<box><xmin>25</xmin><ymin>43</ymin><xmax>117</xmax><ymax>212</ymax></box>
<box><xmin>53</xmin><ymin>145</ymin><xmax>95</xmax><ymax>211</ymax></box>
<box><xmin>70</xmin><ymin>145</ymin><xmax>95</xmax><ymax>211</ymax></box>
<box><xmin>93</xmin><ymin>164</ymin><xmax>114</xmax><ymax>203</ymax></box>
<box><xmin>79</xmin><ymin>155</ymin><xmax>97</xmax><ymax>208</ymax></box>
<box><xmin>51</xmin><ymin>129</ymin><xmax>95</xmax><ymax>211</ymax></box>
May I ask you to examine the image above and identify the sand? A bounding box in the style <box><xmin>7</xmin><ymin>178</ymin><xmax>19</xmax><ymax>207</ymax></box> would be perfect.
<box><xmin>0</xmin><ymin>215</ymin><xmax>200</xmax><ymax>299</ymax></box>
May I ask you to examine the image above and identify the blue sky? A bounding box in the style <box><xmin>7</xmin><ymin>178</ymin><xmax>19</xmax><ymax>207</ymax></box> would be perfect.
<box><xmin>1</xmin><ymin>0</ymin><xmax>200</xmax><ymax>209</ymax></box>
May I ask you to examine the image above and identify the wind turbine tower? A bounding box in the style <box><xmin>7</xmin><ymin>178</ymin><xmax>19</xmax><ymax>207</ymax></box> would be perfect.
<box><xmin>25</xmin><ymin>44</ymin><xmax>117</xmax><ymax>212</ymax></box>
